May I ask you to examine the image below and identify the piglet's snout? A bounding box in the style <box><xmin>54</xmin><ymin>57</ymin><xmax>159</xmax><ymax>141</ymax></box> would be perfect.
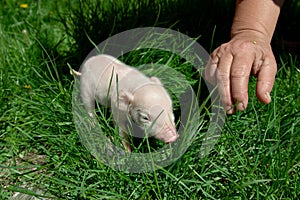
<box><xmin>164</xmin><ymin>127</ymin><xmax>179</xmax><ymax>144</ymax></box>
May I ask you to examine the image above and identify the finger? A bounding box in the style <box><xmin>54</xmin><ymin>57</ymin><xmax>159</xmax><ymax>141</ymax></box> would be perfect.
<box><xmin>205</xmin><ymin>52</ymin><xmax>219</xmax><ymax>85</ymax></box>
<box><xmin>251</xmin><ymin>59</ymin><xmax>263</xmax><ymax>76</ymax></box>
<box><xmin>230</xmin><ymin>54</ymin><xmax>253</xmax><ymax>111</ymax></box>
<box><xmin>216</xmin><ymin>53</ymin><xmax>235</xmax><ymax>114</ymax></box>
<box><xmin>256</xmin><ymin>55</ymin><xmax>277</xmax><ymax>104</ymax></box>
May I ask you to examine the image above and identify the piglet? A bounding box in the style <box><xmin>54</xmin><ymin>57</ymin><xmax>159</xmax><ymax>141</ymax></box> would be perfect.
<box><xmin>73</xmin><ymin>54</ymin><xmax>178</xmax><ymax>151</ymax></box>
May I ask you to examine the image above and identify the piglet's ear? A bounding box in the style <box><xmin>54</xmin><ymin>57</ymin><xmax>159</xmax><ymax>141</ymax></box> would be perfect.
<box><xmin>150</xmin><ymin>76</ymin><xmax>163</xmax><ymax>85</ymax></box>
<box><xmin>118</xmin><ymin>90</ymin><xmax>134</xmax><ymax>111</ymax></box>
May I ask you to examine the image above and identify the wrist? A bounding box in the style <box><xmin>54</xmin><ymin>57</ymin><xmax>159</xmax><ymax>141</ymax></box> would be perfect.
<box><xmin>231</xmin><ymin>0</ymin><xmax>282</xmax><ymax>43</ymax></box>
<box><xmin>231</xmin><ymin>26</ymin><xmax>271</xmax><ymax>44</ymax></box>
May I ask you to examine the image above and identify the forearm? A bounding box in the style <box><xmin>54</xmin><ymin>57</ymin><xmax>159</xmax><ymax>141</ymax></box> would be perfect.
<box><xmin>231</xmin><ymin>0</ymin><xmax>284</xmax><ymax>42</ymax></box>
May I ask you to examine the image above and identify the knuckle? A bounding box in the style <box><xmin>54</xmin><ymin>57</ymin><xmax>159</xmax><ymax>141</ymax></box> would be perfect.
<box><xmin>217</xmin><ymin>68</ymin><xmax>227</xmax><ymax>76</ymax></box>
<box><xmin>241</xmin><ymin>41</ymin><xmax>251</xmax><ymax>48</ymax></box>
<box><xmin>232</xmin><ymin>42</ymin><xmax>253</xmax><ymax>55</ymax></box>
<box><xmin>220</xmin><ymin>43</ymin><xmax>231</xmax><ymax>52</ymax></box>
<box><xmin>211</xmin><ymin>48</ymin><xmax>219</xmax><ymax>56</ymax></box>
<box><xmin>216</xmin><ymin>71</ymin><xmax>229</xmax><ymax>82</ymax></box>
<box><xmin>238</xmin><ymin>42</ymin><xmax>252</xmax><ymax>51</ymax></box>
<box><xmin>231</xmin><ymin>65</ymin><xmax>250</xmax><ymax>78</ymax></box>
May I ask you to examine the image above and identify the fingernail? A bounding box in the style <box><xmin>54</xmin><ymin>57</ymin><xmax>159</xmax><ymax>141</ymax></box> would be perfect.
<box><xmin>225</xmin><ymin>105</ymin><xmax>234</xmax><ymax>114</ymax></box>
<box><xmin>238</xmin><ymin>102</ymin><xmax>245</xmax><ymax>111</ymax></box>
<box><xmin>265</xmin><ymin>92</ymin><xmax>271</xmax><ymax>103</ymax></box>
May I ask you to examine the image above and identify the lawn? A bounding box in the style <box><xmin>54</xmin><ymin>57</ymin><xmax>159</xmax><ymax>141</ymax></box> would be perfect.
<box><xmin>0</xmin><ymin>0</ymin><xmax>299</xmax><ymax>199</ymax></box>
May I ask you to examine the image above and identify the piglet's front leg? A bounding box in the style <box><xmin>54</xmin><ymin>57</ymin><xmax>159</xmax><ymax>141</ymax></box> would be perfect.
<box><xmin>119</xmin><ymin>129</ymin><xmax>132</xmax><ymax>152</ymax></box>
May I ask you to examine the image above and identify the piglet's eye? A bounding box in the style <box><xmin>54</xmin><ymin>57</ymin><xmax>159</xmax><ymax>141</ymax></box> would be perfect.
<box><xmin>140</xmin><ymin>113</ymin><xmax>150</xmax><ymax>122</ymax></box>
<box><xmin>142</xmin><ymin>116</ymin><xmax>149</xmax><ymax>121</ymax></box>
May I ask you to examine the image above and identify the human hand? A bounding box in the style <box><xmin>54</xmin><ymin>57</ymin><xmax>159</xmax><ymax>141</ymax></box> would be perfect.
<box><xmin>205</xmin><ymin>32</ymin><xmax>277</xmax><ymax>114</ymax></box>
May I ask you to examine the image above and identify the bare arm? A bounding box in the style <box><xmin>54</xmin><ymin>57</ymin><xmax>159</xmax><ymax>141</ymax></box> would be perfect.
<box><xmin>232</xmin><ymin>0</ymin><xmax>284</xmax><ymax>41</ymax></box>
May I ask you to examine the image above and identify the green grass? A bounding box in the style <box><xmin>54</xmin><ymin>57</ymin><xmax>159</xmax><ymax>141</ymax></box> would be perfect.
<box><xmin>1</xmin><ymin>0</ymin><xmax>299</xmax><ymax>199</ymax></box>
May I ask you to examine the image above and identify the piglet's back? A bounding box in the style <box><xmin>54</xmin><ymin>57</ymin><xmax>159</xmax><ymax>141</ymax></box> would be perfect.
<box><xmin>80</xmin><ymin>54</ymin><xmax>151</xmax><ymax>106</ymax></box>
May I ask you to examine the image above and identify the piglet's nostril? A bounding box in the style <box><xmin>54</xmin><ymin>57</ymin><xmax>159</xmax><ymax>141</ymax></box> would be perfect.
<box><xmin>164</xmin><ymin>134</ymin><xmax>179</xmax><ymax>144</ymax></box>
